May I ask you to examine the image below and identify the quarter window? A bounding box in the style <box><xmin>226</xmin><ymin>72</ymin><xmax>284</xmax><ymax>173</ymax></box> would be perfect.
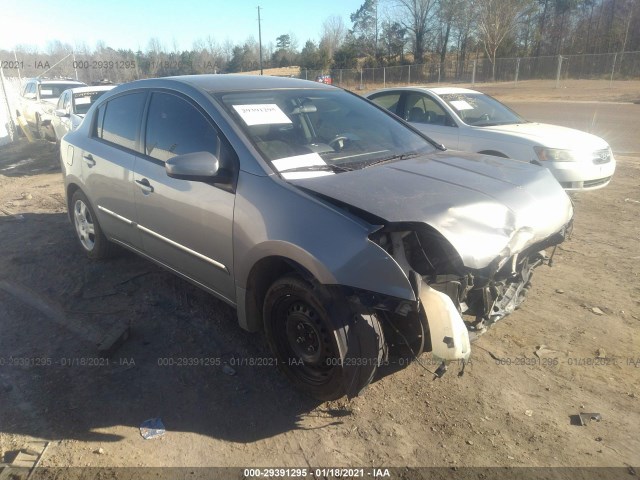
<box><xmin>144</xmin><ymin>92</ymin><xmax>219</xmax><ymax>162</ymax></box>
<box><xmin>97</xmin><ymin>92</ymin><xmax>146</xmax><ymax>150</ymax></box>
<box><xmin>369</xmin><ymin>92</ymin><xmax>401</xmax><ymax>114</ymax></box>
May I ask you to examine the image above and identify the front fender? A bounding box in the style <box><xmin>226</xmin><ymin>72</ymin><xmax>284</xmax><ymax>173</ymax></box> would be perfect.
<box><xmin>234</xmin><ymin>171</ymin><xmax>415</xmax><ymax>301</ymax></box>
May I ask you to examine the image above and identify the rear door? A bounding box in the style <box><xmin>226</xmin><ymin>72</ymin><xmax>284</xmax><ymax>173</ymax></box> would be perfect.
<box><xmin>82</xmin><ymin>91</ymin><xmax>147</xmax><ymax>248</ymax></box>
<box><xmin>132</xmin><ymin>91</ymin><xmax>237</xmax><ymax>303</ymax></box>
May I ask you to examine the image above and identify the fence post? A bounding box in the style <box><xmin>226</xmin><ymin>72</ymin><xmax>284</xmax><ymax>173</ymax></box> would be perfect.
<box><xmin>610</xmin><ymin>52</ymin><xmax>617</xmax><ymax>88</ymax></box>
<box><xmin>383</xmin><ymin>67</ymin><xmax>386</xmax><ymax>88</ymax></box>
<box><xmin>360</xmin><ymin>69</ymin><xmax>363</xmax><ymax>90</ymax></box>
<box><xmin>471</xmin><ymin>60</ymin><xmax>476</xmax><ymax>85</ymax></box>
<box><xmin>0</xmin><ymin>67</ymin><xmax>17</xmax><ymax>142</ymax></box>
<box><xmin>515</xmin><ymin>58</ymin><xmax>520</xmax><ymax>85</ymax></box>
<box><xmin>339</xmin><ymin>69</ymin><xmax>342</xmax><ymax>85</ymax></box>
<box><xmin>437</xmin><ymin>64</ymin><xmax>441</xmax><ymax>84</ymax></box>
<box><xmin>408</xmin><ymin>65</ymin><xmax>411</xmax><ymax>84</ymax></box>
<box><xmin>555</xmin><ymin>55</ymin><xmax>563</xmax><ymax>88</ymax></box>
<box><xmin>305</xmin><ymin>69</ymin><xmax>308</xmax><ymax>80</ymax></box>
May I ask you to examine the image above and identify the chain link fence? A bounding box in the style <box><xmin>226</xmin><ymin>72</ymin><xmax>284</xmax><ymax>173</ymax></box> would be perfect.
<box><xmin>303</xmin><ymin>51</ymin><xmax>640</xmax><ymax>90</ymax></box>
<box><xmin>2</xmin><ymin>50</ymin><xmax>639</xmax><ymax>145</ymax></box>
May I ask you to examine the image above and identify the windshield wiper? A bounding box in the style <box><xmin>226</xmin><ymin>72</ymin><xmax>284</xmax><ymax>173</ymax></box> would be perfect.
<box><xmin>278</xmin><ymin>163</ymin><xmax>352</xmax><ymax>174</ymax></box>
<box><xmin>361</xmin><ymin>152</ymin><xmax>420</xmax><ymax>168</ymax></box>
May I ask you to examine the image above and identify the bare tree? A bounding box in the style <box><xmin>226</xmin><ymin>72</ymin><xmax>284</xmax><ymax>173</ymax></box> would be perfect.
<box><xmin>391</xmin><ymin>0</ymin><xmax>436</xmax><ymax>63</ymax></box>
<box><xmin>320</xmin><ymin>15</ymin><xmax>347</xmax><ymax>58</ymax></box>
<box><xmin>477</xmin><ymin>0</ymin><xmax>532</xmax><ymax>80</ymax></box>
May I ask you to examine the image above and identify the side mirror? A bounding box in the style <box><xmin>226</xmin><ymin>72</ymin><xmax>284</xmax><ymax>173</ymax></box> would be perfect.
<box><xmin>55</xmin><ymin>109</ymin><xmax>70</xmax><ymax>118</ymax></box>
<box><xmin>165</xmin><ymin>151</ymin><xmax>220</xmax><ymax>181</ymax></box>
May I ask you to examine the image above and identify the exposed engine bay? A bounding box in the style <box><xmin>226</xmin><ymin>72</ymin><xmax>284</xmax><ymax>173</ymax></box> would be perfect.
<box><xmin>367</xmin><ymin>221</ymin><xmax>572</xmax><ymax>368</ymax></box>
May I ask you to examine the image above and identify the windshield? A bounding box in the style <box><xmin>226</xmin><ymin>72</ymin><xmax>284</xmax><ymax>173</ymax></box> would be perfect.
<box><xmin>215</xmin><ymin>88</ymin><xmax>435</xmax><ymax>177</ymax></box>
<box><xmin>39</xmin><ymin>83</ymin><xmax>83</xmax><ymax>99</ymax></box>
<box><xmin>440</xmin><ymin>93</ymin><xmax>526</xmax><ymax>126</ymax></box>
<box><xmin>73</xmin><ymin>90</ymin><xmax>109</xmax><ymax>115</ymax></box>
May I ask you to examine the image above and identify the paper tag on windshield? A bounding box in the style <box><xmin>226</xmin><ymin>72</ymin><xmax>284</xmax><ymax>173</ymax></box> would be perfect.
<box><xmin>272</xmin><ymin>153</ymin><xmax>326</xmax><ymax>172</ymax></box>
<box><xmin>40</xmin><ymin>89</ymin><xmax>53</xmax><ymax>95</ymax></box>
<box><xmin>75</xmin><ymin>97</ymin><xmax>91</xmax><ymax>105</ymax></box>
<box><xmin>450</xmin><ymin>100</ymin><xmax>473</xmax><ymax>111</ymax></box>
<box><xmin>233</xmin><ymin>104</ymin><xmax>292</xmax><ymax>126</ymax></box>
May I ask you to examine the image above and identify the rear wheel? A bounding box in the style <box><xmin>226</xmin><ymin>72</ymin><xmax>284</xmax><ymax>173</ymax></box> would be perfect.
<box><xmin>71</xmin><ymin>190</ymin><xmax>112</xmax><ymax>259</ymax></box>
<box><xmin>263</xmin><ymin>275</ymin><xmax>385</xmax><ymax>400</ymax></box>
<box><xmin>35</xmin><ymin>114</ymin><xmax>44</xmax><ymax>139</ymax></box>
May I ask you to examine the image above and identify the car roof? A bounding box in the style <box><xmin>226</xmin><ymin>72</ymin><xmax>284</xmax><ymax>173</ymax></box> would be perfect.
<box><xmin>66</xmin><ymin>85</ymin><xmax>116</xmax><ymax>94</ymax></box>
<box><xmin>27</xmin><ymin>79</ymin><xmax>86</xmax><ymax>85</ymax></box>
<box><xmin>124</xmin><ymin>74</ymin><xmax>335</xmax><ymax>93</ymax></box>
<box><xmin>368</xmin><ymin>86</ymin><xmax>481</xmax><ymax>96</ymax></box>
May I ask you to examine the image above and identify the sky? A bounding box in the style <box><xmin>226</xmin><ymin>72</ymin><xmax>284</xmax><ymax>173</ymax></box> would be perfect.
<box><xmin>0</xmin><ymin>0</ymin><xmax>368</xmax><ymax>53</ymax></box>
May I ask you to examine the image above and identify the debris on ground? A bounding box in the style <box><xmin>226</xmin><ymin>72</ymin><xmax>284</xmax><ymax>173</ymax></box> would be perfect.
<box><xmin>139</xmin><ymin>418</ymin><xmax>166</xmax><ymax>440</ymax></box>
<box><xmin>577</xmin><ymin>413</ymin><xmax>602</xmax><ymax>426</ymax></box>
<box><xmin>591</xmin><ymin>307</ymin><xmax>605</xmax><ymax>316</ymax></box>
<box><xmin>525</xmin><ymin>410</ymin><xmax>533</xmax><ymax>417</ymax></box>
<box><xmin>222</xmin><ymin>365</ymin><xmax>236</xmax><ymax>376</ymax></box>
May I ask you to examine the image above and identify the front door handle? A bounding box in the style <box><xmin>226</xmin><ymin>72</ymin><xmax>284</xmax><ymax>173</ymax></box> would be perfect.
<box><xmin>135</xmin><ymin>178</ymin><xmax>154</xmax><ymax>194</ymax></box>
<box><xmin>82</xmin><ymin>153</ymin><xmax>96</xmax><ymax>167</ymax></box>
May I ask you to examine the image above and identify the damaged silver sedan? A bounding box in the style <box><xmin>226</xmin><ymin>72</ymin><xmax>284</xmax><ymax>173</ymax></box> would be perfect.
<box><xmin>60</xmin><ymin>75</ymin><xmax>573</xmax><ymax>400</ymax></box>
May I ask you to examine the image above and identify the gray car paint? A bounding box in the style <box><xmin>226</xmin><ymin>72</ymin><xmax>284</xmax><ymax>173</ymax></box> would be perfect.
<box><xmin>290</xmin><ymin>150</ymin><xmax>573</xmax><ymax>270</ymax></box>
<box><xmin>61</xmin><ymin>74</ymin><xmax>572</xmax><ymax>332</ymax></box>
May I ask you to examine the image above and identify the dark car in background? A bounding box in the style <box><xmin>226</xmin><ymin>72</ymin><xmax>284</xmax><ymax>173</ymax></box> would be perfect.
<box><xmin>60</xmin><ymin>75</ymin><xmax>573</xmax><ymax>400</ymax></box>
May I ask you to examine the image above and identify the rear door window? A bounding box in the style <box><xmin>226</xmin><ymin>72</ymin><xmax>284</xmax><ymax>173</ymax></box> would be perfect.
<box><xmin>97</xmin><ymin>92</ymin><xmax>147</xmax><ymax>151</ymax></box>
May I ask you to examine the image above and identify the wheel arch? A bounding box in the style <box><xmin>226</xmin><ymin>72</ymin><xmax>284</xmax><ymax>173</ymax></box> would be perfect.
<box><xmin>66</xmin><ymin>183</ymin><xmax>82</xmax><ymax>221</ymax></box>
<box><xmin>237</xmin><ymin>252</ymin><xmax>329</xmax><ymax>332</ymax></box>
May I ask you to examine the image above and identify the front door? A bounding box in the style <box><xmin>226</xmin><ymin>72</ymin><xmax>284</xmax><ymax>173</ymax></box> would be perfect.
<box><xmin>132</xmin><ymin>91</ymin><xmax>237</xmax><ymax>303</ymax></box>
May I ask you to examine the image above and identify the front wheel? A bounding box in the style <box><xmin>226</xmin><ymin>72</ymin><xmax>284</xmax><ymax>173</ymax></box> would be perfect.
<box><xmin>263</xmin><ymin>275</ymin><xmax>385</xmax><ymax>400</ymax></box>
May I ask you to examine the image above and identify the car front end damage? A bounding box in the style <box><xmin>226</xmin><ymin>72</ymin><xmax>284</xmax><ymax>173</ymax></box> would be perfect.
<box><xmin>289</xmin><ymin>151</ymin><xmax>574</xmax><ymax>379</ymax></box>
<box><xmin>359</xmin><ymin>217</ymin><xmax>573</xmax><ymax>371</ymax></box>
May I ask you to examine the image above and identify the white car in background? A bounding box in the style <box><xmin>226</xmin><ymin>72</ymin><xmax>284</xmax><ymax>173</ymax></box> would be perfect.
<box><xmin>367</xmin><ymin>87</ymin><xmax>616</xmax><ymax>191</ymax></box>
<box><xmin>17</xmin><ymin>78</ymin><xmax>87</xmax><ymax>139</ymax></box>
<box><xmin>49</xmin><ymin>85</ymin><xmax>116</xmax><ymax>142</ymax></box>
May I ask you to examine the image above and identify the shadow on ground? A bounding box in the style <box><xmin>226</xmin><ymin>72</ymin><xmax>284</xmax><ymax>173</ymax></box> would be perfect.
<box><xmin>0</xmin><ymin>212</ymin><xmax>355</xmax><ymax>445</ymax></box>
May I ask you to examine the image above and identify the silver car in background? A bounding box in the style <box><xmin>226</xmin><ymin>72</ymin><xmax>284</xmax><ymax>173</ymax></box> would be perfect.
<box><xmin>60</xmin><ymin>75</ymin><xmax>573</xmax><ymax>400</ymax></box>
<box><xmin>50</xmin><ymin>85</ymin><xmax>115</xmax><ymax>142</ymax></box>
<box><xmin>367</xmin><ymin>87</ymin><xmax>616</xmax><ymax>191</ymax></box>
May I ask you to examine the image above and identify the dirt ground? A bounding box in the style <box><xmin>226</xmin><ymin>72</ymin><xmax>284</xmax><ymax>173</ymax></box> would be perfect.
<box><xmin>0</xmin><ymin>84</ymin><xmax>638</xmax><ymax>478</ymax></box>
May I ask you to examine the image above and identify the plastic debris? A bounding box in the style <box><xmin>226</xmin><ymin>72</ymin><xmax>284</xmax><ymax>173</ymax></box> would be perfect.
<box><xmin>139</xmin><ymin>418</ymin><xmax>166</xmax><ymax>439</ymax></box>
<box><xmin>578</xmin><ymin>412</ymin><xmax>602</xmax><ymax>426</ymax></box>
<box><xmin>591</xmin><ymin>307</ymin><xmax>604</xmax><ymax>316</ymax></box>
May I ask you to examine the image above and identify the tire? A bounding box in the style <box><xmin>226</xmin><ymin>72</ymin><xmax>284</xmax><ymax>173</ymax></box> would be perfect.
<box><xmin>263</xmin><ymin>275</ymin><xmax>385</xmax><ymax>401</ymax></box>
<box><xmin>70</xmin><ymin>190</ymin><xmax>112</xmax><ymax>259</ymax></box>
<box><xmin>35</xmin><ymin>114</ymin><xmax>44</xmax><ymax>139</ymax></box>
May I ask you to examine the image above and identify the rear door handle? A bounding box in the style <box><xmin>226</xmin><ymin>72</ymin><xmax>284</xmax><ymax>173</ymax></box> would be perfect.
<box><xmin>82</xmin><ymin>153</ymin><xmax>96</xmax><ymax>167</ymax></box>
<box><xmin>135</xmin><ymin>178</ymin><xmax>154</xmax><ymax>194</ymax></box>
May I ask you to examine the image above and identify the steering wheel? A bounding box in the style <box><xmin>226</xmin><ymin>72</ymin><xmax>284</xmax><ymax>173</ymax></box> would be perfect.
<box><xmin>328</xmin><ymin>135</ymin><xmax>350</xmax><ymax>151</ymax></box>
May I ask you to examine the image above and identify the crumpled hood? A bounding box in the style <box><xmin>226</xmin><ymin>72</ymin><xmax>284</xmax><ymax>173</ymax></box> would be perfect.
<box><xmin>482</xmin><ymin>122</ymin><xmax>609</xmax><ymax>151</ymax></box>
<box><xmin>291</xmin><ymin>151</ymin><xmax>573</xmax><ymax>269</ymax></box>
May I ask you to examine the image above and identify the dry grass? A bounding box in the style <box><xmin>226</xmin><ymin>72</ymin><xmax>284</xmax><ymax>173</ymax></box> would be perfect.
<box><xmin>242</xmin><ymin>65</ymin><xmax>640</xmax><ymax>103</ymax></box>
